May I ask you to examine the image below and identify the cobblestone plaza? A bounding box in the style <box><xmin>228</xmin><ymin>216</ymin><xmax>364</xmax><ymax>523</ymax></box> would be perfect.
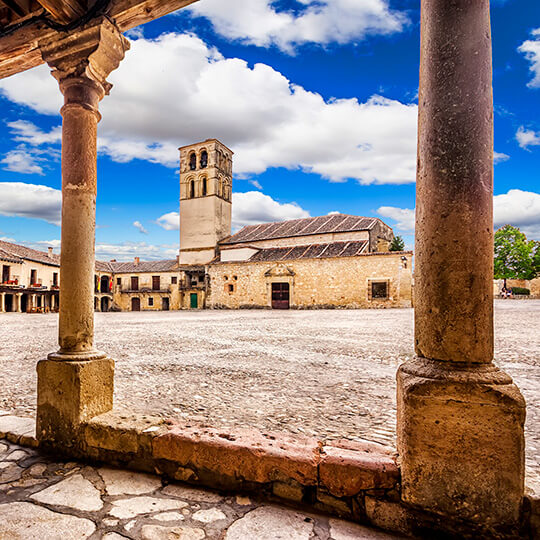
<box><xmin>1</xmin><ymin>300</ymin><xmax>538</xmax><ymax>490</ymax></box>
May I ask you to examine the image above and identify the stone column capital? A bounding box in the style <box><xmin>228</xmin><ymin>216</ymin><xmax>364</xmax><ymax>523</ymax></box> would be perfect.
<box><xmin>39</xmin><ymin>17</ymin><xmax>130</xmax><ymax>99</ymax></box>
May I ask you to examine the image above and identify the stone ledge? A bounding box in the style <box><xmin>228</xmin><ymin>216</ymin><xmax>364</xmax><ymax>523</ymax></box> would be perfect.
<box><xmin>0</xmin><ymin>415</ymin><xmax>38</xmax><ymax>447</ymax></box>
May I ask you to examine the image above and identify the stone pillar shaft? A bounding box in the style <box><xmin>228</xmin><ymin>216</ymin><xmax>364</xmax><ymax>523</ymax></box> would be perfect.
<box><xmin>57</xmin><ymin>78</ymin><xmax>101</xmax><ymax>354</ymax></box>
<box><xmin>397</xmin><ymin>0</ymin><xmax>526</xmax><ymax>532</ymax></box>
<box><xmin>415</xmin><ymin>0</ymin><xmax>494</xmax><ymax>364</ymax></box>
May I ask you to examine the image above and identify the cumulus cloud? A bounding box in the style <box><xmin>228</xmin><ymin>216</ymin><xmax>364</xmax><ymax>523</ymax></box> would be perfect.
<box><xmin>0</xmin><ymin>33</ymin><xmax>418</xmax><ymax>185</ymax></box>
<box><xmin>186</xmin><ymin>0</ymin><xmax>407</xmax><ymax>52</ymax></box>
<box><xmin>133</xmin><ymin>220</ymin><xmax>148</xmax><ymax>234</ymax></box>
<box><xmin>0</xmin><ymin>182</ymin><xmax>61</xmax><ymax>224</ymax></box>
<box><xmin>1</xmin><ymin>148</ymin><xmax>44</xmax><ymax>175</ymax></box>
<box><xmin>157</xmin><ymin>190</ymin><xmax>310</xmax><ymax>232</ymax></box>
<box><xmin>7</xmin><ymin>120</ymin><xmax>61</xmax><ymax>145</ymax></box>
<box><xmin>516</xmin><ymin>126</ymin><xmax>540</xmax><ymax>149</ymax></box>
<box><xmin>95</xmin><ymin>241</ymin><xmax>178</xmax><ymax>261</ymax></box>
<box><xmin>377</xmin><ymin>189</ymin><xmax>540</xmax><ymax>240</ymax></box>
<box><xmin>377</xmin><ymin>206</ymin><xmax>415</xmax><ymax>232</ymax></box>
<box><xmin>518</xmin><ymin>28</ymin><xmax>540</xmax><ymax>88</ymax></box>
<box><xmin>494</xmin><ymin>152</ymin><xmax>510</xmax><ymax>163</ymax></box>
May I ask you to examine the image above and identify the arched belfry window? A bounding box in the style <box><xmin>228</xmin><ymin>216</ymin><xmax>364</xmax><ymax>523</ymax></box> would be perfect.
<box><xmin>189</xmin><ymin>152</ymin><xmax>196</xmax><ymax>171</ymax></box>
<box><xmin>189</xmin><ymin>180</ymin><xmax>195</xmax><ymax>198</ymax></box>
<box><xmin>200</xmin><ymin>150</ymin><xmax>208</xmax><ymax>169</ymax></box>
<box><xmin>202</xmin><ymin>177</ymin><xmax>207</xmax><ymax>196</ymax></box>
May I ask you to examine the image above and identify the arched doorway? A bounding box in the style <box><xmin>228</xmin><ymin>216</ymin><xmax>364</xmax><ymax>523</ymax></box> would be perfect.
<box><xmin>131</xmin><ymin>297</ymin><xmax>141</xmax><ymax>311</ymax></box>
<box><xmin>100</xmin><ymin>275</ymin><xmax>110</xmax><ymax>293</ymax></box>
<box><xmin>101</xmin><ymin>296</ymin><xmax>110</xmax><ymax>312</ymax></box>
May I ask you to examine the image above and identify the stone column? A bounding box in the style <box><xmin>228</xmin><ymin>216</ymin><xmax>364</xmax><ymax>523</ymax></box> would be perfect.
<box><xmin>36</xmin><ymin>19</ymin><xmax>129</xmax><ymax>445</ymax></box>
<box><xmin>0</xmin><ymin>293</ymin><xmax>4</xmax><ymax>312</ymax></box>
<box><xmin>16</xmin><ymin>294</ymin><xmax>21</xmax><ymax>312</ymax></box>
<box><xmin>397</xmin><ymin>0</ymin><xmax>526</xmax><ymax>532</ymax></box>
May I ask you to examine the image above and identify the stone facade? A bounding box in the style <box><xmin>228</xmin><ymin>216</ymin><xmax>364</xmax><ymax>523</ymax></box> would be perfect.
<box><xmin>208</xmin><ymin>252</ymin><xmax>412</xmax><ymax>309</ymax></box>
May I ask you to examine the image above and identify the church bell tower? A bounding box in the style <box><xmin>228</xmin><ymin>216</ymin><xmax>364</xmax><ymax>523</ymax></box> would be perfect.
<box><xmin>178</xmin><ymin>139</ymin><xmax>233</xmax><ymax>265</ymax></box>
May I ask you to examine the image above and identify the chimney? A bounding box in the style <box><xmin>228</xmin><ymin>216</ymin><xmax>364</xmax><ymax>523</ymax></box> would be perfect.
<box><xmin>110</xmin><ymin>259</ymin><xmax>117</xmax><ymax>263</ymax></box>
<box><xmin>47</xmin><ymin>247</ymin><xmax>53</xmax><ymax>257</ymax></box>
<box><xmin>176</xmin><ymin>255</ymin><xmax>179</xmax><ymax>265</ymax></box>
<box><xmin>134</xmin><ymin>257</ymin><xmax>140</xmax><ymax>266</ymax></box>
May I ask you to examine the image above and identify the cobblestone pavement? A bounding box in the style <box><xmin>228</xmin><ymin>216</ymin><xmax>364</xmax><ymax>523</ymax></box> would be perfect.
<box><xmin>0</xmin><ymin>300</ymin><xmax>538</xmax><ymax>487</ymax></box>
<box><xmin>0</xmin><ymin>439</ymin><xmax>402</xmax><ymax>539</ymax></box>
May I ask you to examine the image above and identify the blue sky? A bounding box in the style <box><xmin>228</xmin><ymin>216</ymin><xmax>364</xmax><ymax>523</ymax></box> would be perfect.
<box><xmin>0</xmin><ymin>0</ymin><xmax>539</xmax><ymax>260</ymax></box>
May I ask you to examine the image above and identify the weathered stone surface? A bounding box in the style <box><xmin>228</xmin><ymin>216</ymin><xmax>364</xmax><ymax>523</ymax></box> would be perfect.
<box><xmin>329</xmin><ymin>518</ymin><xmax>400</xmax><ymax>539</ymax></box>
<box><xmin>192</xmin><ymin>508</ymin><xmax>227</xmax><ymax>523</ymax></box>
<box><xmin>109</xmin><ymin>496</ymin><xmax>188</xmax><ymax>519</ymax></box>
<box><xmin>272</xmin><ymin>481</ymin><xmax>304</xmax><ymax>502</ymax></box>
<box><xmin>141</xmin><ymin>525</ymin><xmax>205</xmax><ymax>540</ymax></box>
<box><xmin>102</xmin><ymin>534</ymin><xmax>129</xmax><ymax>540</ymax></box>
<box><xmin>28</xmin><ymin>463</ymin><xmax>47</xmax><ymax>476</ymax></box>
<box><xmin>364</xmin><ymin>497</ymin><xmax>410</xmax><ymax>536</ymax></box>
<box><xmin>0</xmin><ymin>415</ymin><xmax>35</xmax><ymax>439</ymax></box>
<box><xmin>162</xmin><ymin>483</ymin><xmax>222</xmax><ymax>503</ymax></box>
<box><xmin>224</xmin><ymin>506</ymin><xmax>313</xmax><ymax>539</ymax></box>
<box><xmin>0</xmin><ymin>442</ymin><xmax>8</xmax><ymax>453</ymax></box>
<box><xmin>30</xmin><ymin>474</ymin><xmax>103</xmax><ymax>511</ymax></box>
<box><xmin>0</xmin><ymin>502</ymin><xmax>95</xmax><ymax>538</ymax></box>
<box><xmin>99</xmin><ymin>467</ymin><xmax>162</xmax><ymax>495</ymax></box>
<box><xmin>153</xmin><ymin>424</ymin><xmax>319</xmax><ymax>486</ymax></box>
<box><xmin>153</xmin><ymin>511</ymin><xmax>185</xmax><ymax>521</ymax></box>
<box><xmin>319</xmin><ymin>445</ymin><xmax>399</xmax><ymax>497</ymax></box>
<box><xmin>0</xmin><ymin>462</ymin><xmax>23</xmax><ymax>483</ymax></box>
<box><xmin>5</xmin><ymin>449</ymin><xmax>28</xmax><ymax>461</ymax></box>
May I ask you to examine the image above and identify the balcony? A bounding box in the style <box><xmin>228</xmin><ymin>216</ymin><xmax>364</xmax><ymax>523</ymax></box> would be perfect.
<box><xmin>118</xmin><ymin>285</ymin><xmax>172</xmax><ymax>294</ymax></box>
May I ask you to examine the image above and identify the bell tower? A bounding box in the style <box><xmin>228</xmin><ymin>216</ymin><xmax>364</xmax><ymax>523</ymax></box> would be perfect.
<box><xmin>178</xmin><ymin>139</ymin><xmax>233</xmax><ymax>264</ymax></box>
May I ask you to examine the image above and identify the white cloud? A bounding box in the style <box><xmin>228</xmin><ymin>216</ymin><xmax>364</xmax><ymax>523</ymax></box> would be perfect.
<box><xmin>377</xmin><ymin>189</ymin><xmax>540</xmax><ymax>240</ymax></box>
<box><xmin>95</xmin><ymin>241</ymin><xmax>178</xmax><ymax>261</ymax></box>
<box><xmin>186</xmin><ymin>0</ymin><xmax>407</xmax><ymax>52</ymax></box>
<box><xmin>7</xmin><ymin>120</ymin><xmax>61</xmax><ymax>145</ymax></box>
<box><xmin>157</xmin><ymin>190</ymin><xmax>310</xmax><ymax>232</ymax></box>
<box><xmin>133</xmin><ymin>220</ymin><xmax>148</xmax><ymax>234</ymax></box>
<box><xmin>0</xmin><ymin>236</ymin><xmax>15</xmax><ymax>242</ymax></box>
<box><xmin>518</xmin><ymin>28</ymin><xmax>540</xmax><ymax>88</ymax></box>
<box><xmin>516</xmin><ymin>126</ymin><xmax>540</xmax><ymax>149</ymax></box>
<box><xmin>377</xmin><ymin>206</ymin><xmax>415</xmax><ymax>232</ymax></box>
<box><xmin>1</xmin><ymin>148</ymin><xmax>44</xmax><ymax>175</ymax></box>
<box><xmin>494</xmin><ymin>189</ymin><xmax>540</xmax><ymax>239</ymax></box>
<box><xmin>494</xmin><ymin>152</ymin><xmax>510</xmax><ymax>164</ymax></box>
<box><xmin>0</xmin><ymin>182</ymin><xmax>61</xmax><ymax>224</ymax></box>
<box><xmin>0</xmin><ymin>33</ymin><xmax>418</xmax><ymax>185</ymax></box>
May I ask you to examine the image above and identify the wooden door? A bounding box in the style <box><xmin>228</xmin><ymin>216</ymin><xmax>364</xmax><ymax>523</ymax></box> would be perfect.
<box><xmin>131</xmin><ymin>297</ymin><xmax>141</xmax><ymax>311</ymax></box>
<box><xmin>190</xmin><ymin>293</ymin><xmax>198</xmax><ymax>309</ymax></box>
<box><xmin>152</xmin><ymin>276</ymin><xmax>160</xmax><ymax>290</ymax></box>
<box><xmin>131</xmin><ymin>276</ymin><xmax>139</xmax><ymax>290</ymax></box>
<box><xmin>162</xmin><ymin>297</ymin><xmax>170</xmax><ymax>311</ymax></box>
<box><xmin>271</xmin><ymin>282</ymin><xmax>290</xmax><ymax>309</ymax></box>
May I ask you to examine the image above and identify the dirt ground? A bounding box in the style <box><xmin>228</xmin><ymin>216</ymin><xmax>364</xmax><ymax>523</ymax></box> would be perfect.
<box><xmin>0</xmin><ymin>300</ymin><xmax>538</xmax><ymax>487</ymax></box>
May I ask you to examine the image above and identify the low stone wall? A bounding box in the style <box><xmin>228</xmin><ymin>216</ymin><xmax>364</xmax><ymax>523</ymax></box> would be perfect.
<box><xmin>1</xmin><ymin>411</ymin><xmax>537</xmax><ymax>539</ymax></box>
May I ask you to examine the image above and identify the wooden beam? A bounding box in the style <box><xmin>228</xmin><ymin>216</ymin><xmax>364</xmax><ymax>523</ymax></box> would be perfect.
<box><xmin>0</xmin><ymin>0</ymin><xmax>199</xmax><ymax>79</ymax></box>
<box><xmin>35</xmin><ymin>0</ymin><xmax>85</xmax><ymax>23</ymax></box>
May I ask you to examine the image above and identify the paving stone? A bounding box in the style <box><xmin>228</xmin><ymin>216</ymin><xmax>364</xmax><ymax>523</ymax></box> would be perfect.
<box><xmin>0</xmin><ymin>501</ymin><xmax>95</xmax><ymax>539</ymax></box>
<box><xmin>0</xmin><ymin>442</ymin><xmax>8</xmax><ymax>454</ymax></box>
<box><xmin>102</xmin><ymin>533</ymin><xmax>129</xmax><ymax>540</ymax></box>
<box><xmin>235</xmin><ymin>495</ymin><xmax>251</xmax><ymax>505</ymax></box>
<box><xmin>0</xmin><ymin>415</ymin><xmax>35</xmax><ymax>439</ymax></box>
<box><xmin>329</xmin><ymin>518</ymin><xmax>402</xmax><ymax>539</ymax></box>
<box><xmin>153</xmin><ymin>511</ymin><xmax>186</xmax><ymax>521</ymax></box>
<box><xmin>0</xmin><ymin>462</ymin><xmax>23</xmax><ymax>483</ymax></box>
<box><xmin>224</xmin><ymin>506</ymin><xmax>314</xmax><ymax>540</ymax></box>
<box><xmin>30</xmin><ymin>473</ymin><xmax>103</xmax><ymax>511</ymax></box>
<box><xmin>99</xmin><ymin>467</ymin><xmax>162</xmax><ymax>495</ymax></box>
<box><xmin>141</xmin><ymin>525</ymin><xmax>206</xmax><ymax>540</ymax></box>
<box><xmin>28</xmin><ymin>462</ymin><xmax>48</xmax><ymax>476</ymax></box>
<box><xmin>162</xmin><ymin>484</ymin><xmax>223</xmax><ymax>503</ymax></box>
<box><xmin>192</xmin><ymin>507</ymin><xmax>227</xmax><ymax>523</ymax></box>
<box><xmin>109</xmin><ymin>496</ymin><xmax>188</xmax><ymax>519</ymax></box>
<box><xmin>5</xmin><ymin>449</ymin><xmax>28</xmax><ymax>461</ymax></box>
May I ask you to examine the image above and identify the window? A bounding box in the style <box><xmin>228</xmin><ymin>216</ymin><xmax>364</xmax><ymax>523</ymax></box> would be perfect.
<box><xmin>227</xmin><ymin>284</ymin><xmax>234</xmax><ymax>293</ymax></box>
<box><xmin>233</xmin><ymin>275</ymin><xmax>238</xmax><ymax>281</ymax></box>
<box><xmin>189</xmin><ymin>152</ymin><xmax>196</xmax><ymax>170</ymax></box>
<box><xmin>52</xmin><ymin>273</ymin><xmax>58</xmax><ymax>287</ymax></box>
<box><xmin>30</xmin><ymin>269</ymin><xmax>37</xmax><ymax>285</ymax></box>
<box><xmin>189</xmin><ymin>180</ymin><xmax>195</xmax><ymax>199</ymax></box>
<box><xmin>371</xmin><ymin>281</ymin><xmax>389</xmax><ymax>299</ymax></box>
<box><xmin>116</xmin><ymin>277</ymin><xmax>121</xmax><ymax>286</ymax></box>
<box><xmin>198</xmin><ymin>274</ymin><xmax>204</xmax><ymax>283</ymax></box>
<box><xmin>148</xmin><ymin>297</ymin><xmax>154</xmax><ymax>306</ymax></box>
<box><xmin>131</xmin><ymin>276</ymin><xmax>139</xmax><ymax>291</ymax></box>
<box><xmin>152</xmin><ymin>276</ymin><xmax>160</xmax><ymax>291</ymax></box>
<box><xmin>200</xmin><ymin>150</ymin><xmax>208</xmax><ymax>168</ymax></box>
<box><xmin>224</xmin><ymin>275</ymin><xmax>228</xmax><ymax>281</ymax></box>
<box><xmin>202</xmin><ymin>177</ymin><xmax>207</xmax><ymax>196</ymax></box>
<box><xmin>171</xmin><ymin>276</ymin><xmax>178</xmax><ymax>285</ymax></box>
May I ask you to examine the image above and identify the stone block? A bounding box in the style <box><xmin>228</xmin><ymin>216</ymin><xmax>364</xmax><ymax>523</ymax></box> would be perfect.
<box><xmin>36</xmin><ymin>357</ymin><xmax>114</xmax><ymax>444</ymax></box>
<box><xmin>319</xmin><ymin>445</ymin><xmax>399</xmax><ymax>498</ymax></box>
<box><xmin>272</xmin><ymin>480</ymin><xmax>305</xmax><ymax>502</ymax></box>
<box><xmin>153</xmin><ymin>424</ymin><xmax>319</xmax><ymax>487</ymax></box>
<box><xmin>365</xmin><ymin>496</ymin><xmax>411</xmax><ymax>535</ymax></box>
<box><xmin>397</xmin><ymin>358</ymin><xmax>526</xmax><ymax>528</ymax></box>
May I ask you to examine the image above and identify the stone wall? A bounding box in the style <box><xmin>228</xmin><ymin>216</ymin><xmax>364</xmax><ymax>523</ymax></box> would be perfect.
<box><xmin>207</xmin><ymin>252</ymin><xmax>412</xmax><ymax>309</ymax></box>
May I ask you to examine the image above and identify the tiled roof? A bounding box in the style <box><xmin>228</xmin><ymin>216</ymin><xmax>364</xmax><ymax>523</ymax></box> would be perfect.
<box><xmin>248</xmin><ymin>240</ymin><xmax>369</xmax><ymax>262</ymax></box>
<box><xmin>0</xmin><ymin>240</ymin><xmax>60</xmax><ymax>266</ymax></box>
<box><xmin>221</xmin><ymin>214</ymin><xmax>379</xmax><ymax>245</ymax></box>
<box><xmin>106</xmin><ymin>260</ymin><xmax>179</xmax><ymax>273</ymax></box>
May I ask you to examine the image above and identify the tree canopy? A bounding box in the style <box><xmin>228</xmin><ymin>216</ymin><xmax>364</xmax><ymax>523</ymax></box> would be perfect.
<box><xmin>494</xmin><ymin>225</ymin><xmax>539</xmax><ymax>280</ymax></box>
<box><xmin>389</xmin><ymin>235</ymin><xmax>405</xmax><ymax>252</ymax></box>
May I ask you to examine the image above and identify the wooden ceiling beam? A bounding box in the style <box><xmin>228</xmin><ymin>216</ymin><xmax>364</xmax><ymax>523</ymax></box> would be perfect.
<box><xmin>0</xmin><ymin>0</ymin><xmax>199</xmax><ymax>79</ymax></box>
<box><xmin>0</xmin><ymin>0</ymin><xmax>28</xmax><ymax>17</ymax></box>
<box><xmin>35</xmin><ymin>0</ymin><xmax>85</xmax><ymax>24</ymax></box>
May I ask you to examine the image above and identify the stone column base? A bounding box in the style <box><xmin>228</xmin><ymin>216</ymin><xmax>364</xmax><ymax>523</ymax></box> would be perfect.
<box><xmin>397</xmin><ymin>357</ymin><xmax>526</xmax><ymax>530</ymax></box>
<box><xmin>37</xmin><ymin>355</ymin><xmax>114</xmax><ymax>446</ymax></box>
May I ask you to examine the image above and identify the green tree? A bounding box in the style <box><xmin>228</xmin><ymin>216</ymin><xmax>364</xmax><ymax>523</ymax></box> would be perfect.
<box><xmin>389</xmin><ymin>235</ymin><xmax>405</xmax><ymax>252</ymax></box>
<box><xmin>494</xmin><ymin>225</ymin><xmax>537</xmax><ymax>285</ymax></box>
